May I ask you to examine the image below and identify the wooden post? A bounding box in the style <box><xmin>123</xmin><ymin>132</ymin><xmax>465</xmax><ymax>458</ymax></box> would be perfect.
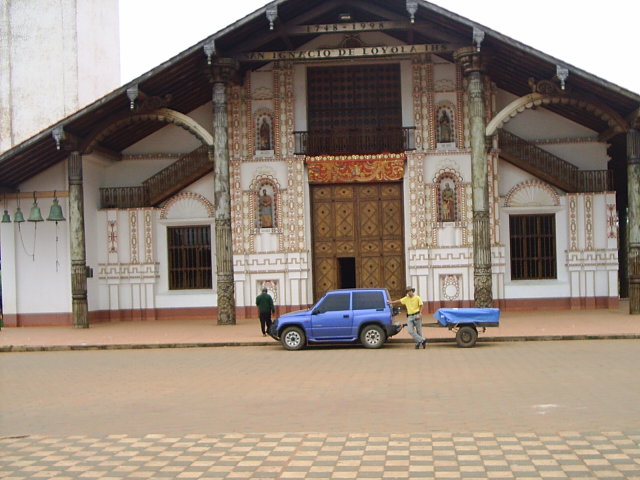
<box><xmin>68</xmin><ymin>151</ymin><xmax>88</xmax><ymax>328</ymax></box>
<box><xmin>455</xmin><ymin>47</ymin><xmax>493</xmax><ymax>307</ymax></box>
<box><xmin>211</xmin><ymin>59</ymin><xmax>238</xmax><ymax>325</ymax></box>
<box><xmin>628</xmin><ymin>128</ymin><xmax>640</xmax><ymax>314</ymax></box>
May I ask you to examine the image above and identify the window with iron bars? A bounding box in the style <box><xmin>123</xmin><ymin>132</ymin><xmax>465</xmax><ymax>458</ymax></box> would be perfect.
<box><xmin>509</xmin><ymin>214</ymin><xmax>557</xmax><ymax>280</ymax></box>
<box><xmin>167</xmin><ymin>226</ymin><xmax>212</xmax><ymax>290</ymax></box>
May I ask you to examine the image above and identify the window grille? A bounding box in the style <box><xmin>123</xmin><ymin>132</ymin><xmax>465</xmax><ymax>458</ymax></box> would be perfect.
<box><xmin>509</xmin><ymin>214</ymin><xmax>557</xmax><ymax>280</ymax></box>
<box><xmin>167</xmin><ymin>226</ymin><xmax>212</xmax><ymax>290</ymax></box>
<box><xmin>306</xmin><ymin>64</ymin><xmax>402</xmax><ymax>154</ymax></box>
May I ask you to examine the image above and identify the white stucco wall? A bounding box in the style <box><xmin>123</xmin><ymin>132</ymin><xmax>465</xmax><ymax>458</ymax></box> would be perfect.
<box><xmin>1</xmin><ymin>163</ymin><xmax>71</xmax><ymax>316</ymax></box>
<box><xmin>494</xmin><ymin>89</ymin><xmax>610</xmax><ymax>171</ymax></box>
<box><xmin>122</xmin><ymin>122</ymin><xmax>203</xmax><ymax>155</ymax></box>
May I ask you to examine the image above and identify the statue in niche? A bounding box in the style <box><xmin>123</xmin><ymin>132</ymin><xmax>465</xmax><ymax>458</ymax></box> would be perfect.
<box><xmin>257</xmin><ymin>116</ymin><xmax>272</xmax><ymax>151</ymax></box>
<box><xmin>258</xmin><ymin>188</ymin><xmax>274</xmax><ymax>228</ymax></box>
<box><xmin>440</xmin><ymin>181</ymin><xmax>456</xmax><ymax>222</ymax></box>
<box><xmin>438</xmin><ymin>110</ymin><xmax>453</xmax><ymax>144</ymax></box>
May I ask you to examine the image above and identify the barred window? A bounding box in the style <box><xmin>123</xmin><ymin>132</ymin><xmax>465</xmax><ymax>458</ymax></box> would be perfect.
<box><xmin>167</xmin><ymin>226</ymin><xmax>212</xmax><ymax>290</ymax></box>
<box><xmin>509</xmin><ymin>214</ymin><xmax>557</xmax><ymax>280</ymax></box>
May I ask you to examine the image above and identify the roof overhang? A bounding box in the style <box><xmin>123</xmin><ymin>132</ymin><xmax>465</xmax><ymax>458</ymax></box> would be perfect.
<box><xmin>1</xmin><ymin>0</ymin><xmax>638</xmax><ymax>190</ymax></box>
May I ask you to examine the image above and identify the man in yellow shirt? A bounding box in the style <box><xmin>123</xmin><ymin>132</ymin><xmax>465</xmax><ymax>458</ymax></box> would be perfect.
<box><xmin>389</xmin><ymin>287</ymin><xmax>427</xmax><ymax>349</ymax></box>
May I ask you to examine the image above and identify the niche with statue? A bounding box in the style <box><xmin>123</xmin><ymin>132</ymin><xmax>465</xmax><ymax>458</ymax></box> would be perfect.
<box><xmin>255</xmin><ymin>113</ymin><xmax>274</xmax><ymax>156</ymax></box>
<box><xmin>436</xmin><ymin>105</ymin><xmax>456</xmax><ymax>149</ymax></box>
<box><xmin>256</xmin><ymin>182</ymin><xmax>277</xmax><ymax>230</ymax></box>
<box><xmin>437</xmin><ymin>175</ymin><xmax>457</xmax><ymax>223</ymax></box>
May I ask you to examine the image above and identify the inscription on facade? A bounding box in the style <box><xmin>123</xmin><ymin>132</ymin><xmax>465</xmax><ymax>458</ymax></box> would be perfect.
<box><xmin>291</xmin><ymin>21</ymin><xmax>399</xmax><ymax>34</ymax></box>
<box><xmin>240</xmin><ymin>44</ymin><xmax>454</xmax><ymax>62</ymax></box>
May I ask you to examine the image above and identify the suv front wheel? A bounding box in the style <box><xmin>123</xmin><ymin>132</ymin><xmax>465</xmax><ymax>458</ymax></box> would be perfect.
<box><xmin>360</xmin><ymin>325</ymin><xmax>386</xmax><ymax>349</ymax></box>
<box><xmin>281</xmin><ymin>326</ymin><xmax>306</xmax><ymax>350</ymax></box>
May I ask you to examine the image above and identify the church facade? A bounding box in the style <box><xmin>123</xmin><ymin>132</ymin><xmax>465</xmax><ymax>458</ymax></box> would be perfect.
<box><xmin>1</xmin><ymin>0</ymin><xmax>639</xmax><ymax>327</ymax></box>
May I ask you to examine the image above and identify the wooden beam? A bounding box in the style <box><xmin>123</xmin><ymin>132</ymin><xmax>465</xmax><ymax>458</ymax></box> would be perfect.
<box><xmin>599</xmin><ymin>106</ymin><xmax>639</xmax><ymax>141</ymax></box>
<box><xmin>1</xmin><ymin>191</ymin><xmax>69</xmax><ymax>199</ymax></box>
<box><xmin>230</xmin><ymin>0</ymin><xmax>342</xmax><ymax>56</ymax></box>
<box><xmin>92</xmin><ymin>143</ymin><xmax>122</xmax><ymax>162</ymax></box>
<box><xmin>273</xmin><ymin>18</ymin><xmax>294</xmax><ymax>50</ymax></box>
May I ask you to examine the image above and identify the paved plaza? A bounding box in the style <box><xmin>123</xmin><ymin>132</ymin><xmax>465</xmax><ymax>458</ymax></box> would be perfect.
<box><xmin>2</xmin><ymin>339</ymin><xmax>640</xmax><ymax>478</ymax></box>
<box><xmin>3</xmin><ymin>431</ymin><xmax>640</xmax><ymax>479</ymax></box>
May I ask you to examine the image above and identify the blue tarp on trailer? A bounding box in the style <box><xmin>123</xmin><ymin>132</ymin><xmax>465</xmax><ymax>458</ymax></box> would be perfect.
<box><xmin>433</xmin><ymin>308</ymin><xmax>500</xmax><ymax>327</ymax></box>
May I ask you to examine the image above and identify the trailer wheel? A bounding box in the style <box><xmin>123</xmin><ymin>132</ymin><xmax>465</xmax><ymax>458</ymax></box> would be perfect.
<box><xmin>281</xmin><ymin>326</ymin><xmax>306</xmax><ymax>350</ymax></box>
<box><xmin>360</xmin><ymin>325</ymin><xmax>386</xmax><ymax>349</ymax></box>
<box><xmin>456</xmin><ymin>325</ymin><xmax>478</xmax><ymax>348</ymax></box>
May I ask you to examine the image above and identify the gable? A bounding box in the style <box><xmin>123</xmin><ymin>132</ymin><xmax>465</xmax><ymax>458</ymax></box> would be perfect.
<box><xmin>1</xmin><ymin>0</ymin><xmax>638</xmax><ymax>191</ymax></box>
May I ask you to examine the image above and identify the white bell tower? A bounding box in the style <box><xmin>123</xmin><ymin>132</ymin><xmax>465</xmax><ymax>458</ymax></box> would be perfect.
<box><xmin>0</xmin><ymin>0</ymin><xmax>120</xmax><ymax>153</ymax></box>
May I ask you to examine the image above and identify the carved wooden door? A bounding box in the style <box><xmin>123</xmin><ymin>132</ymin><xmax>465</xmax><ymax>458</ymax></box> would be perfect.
<box><xmin>311</xmin><ymin>183</ymin><xmax>405</xmax><ymax>301</ymax></box>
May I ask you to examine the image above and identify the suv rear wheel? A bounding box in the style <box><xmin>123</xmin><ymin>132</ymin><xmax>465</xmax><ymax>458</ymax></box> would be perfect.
<box><xmin>281</xmin><ymin>326</ymin><xmax>306</xmax><ymax>350</ymax></box>
<box><xmin>360</xmin><ymin>325</ymin><xmax>386</xmax><ymax>349</ymax></box>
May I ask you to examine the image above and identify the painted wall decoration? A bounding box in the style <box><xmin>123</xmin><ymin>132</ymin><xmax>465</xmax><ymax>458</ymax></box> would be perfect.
<box><xmin>254</xmin><ymin>179</ymin><xmax>278</xmax><ymax>229</ymax></box>
<box><xmin>256</xmin><ymin>112</ymin><xmax>273</xmax><ymax>152</ymax></box>
<box><xmin>503</xmin><ymin>180</ymin><xmax>560</xmax><ymax>208</ymax></box>
<box><xmin>258</xmin><ymin>188</ymin><xmax>274</xmax><ymax>228</ymax></box>
<box><xmin>440</xmin><ymin>274</ymin><xmax>462</xmax><ymax>301</ymax></box>
<box><xmin>607</xmin><ymin>203</ymin><xmax>618</xmax><ymax>239</ymax></box>
<box><xmin>436</xmin><ymin>104</ymin><xmax>456</xmax><ymax>145</ymax></box>
<box><xmin>258</xmin><ymin>279</ymin><xmax>279</xmax><ymax>304</ymax></box>
<box><xmin>306</xmin><ymin>153</ymin><xmax>406</xmax><ymax>183</ymax></box>
<box><xmin>107</xmin><ymin>220</ymin><xmax>118</xmax><ymax>254</ymax></box>
<box><xmin>159</xmin><ymin>192</ymin><xmax>215</xmax><ymax>219</ymax></box>
<box><xmin>437</xmin><ymin>174</ymin><xmax>457</xmax><ymax>222</ymax></box>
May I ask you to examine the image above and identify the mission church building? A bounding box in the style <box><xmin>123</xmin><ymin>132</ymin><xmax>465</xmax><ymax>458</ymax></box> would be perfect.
<box><xmin>1</xmin><ymin>0</ymin><xmax>639</xmax><ymax>327</ymax></box>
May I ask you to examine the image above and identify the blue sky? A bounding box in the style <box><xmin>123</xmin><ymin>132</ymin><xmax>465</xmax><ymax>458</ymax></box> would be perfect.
<box><xmin>120</xmin><ymin>0</ymin><xmax>640</xmax><ymax>95</ymax></box>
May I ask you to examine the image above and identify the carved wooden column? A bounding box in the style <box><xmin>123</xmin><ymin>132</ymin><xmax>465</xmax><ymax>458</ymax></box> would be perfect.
<box><xmin>628</xmin><ymin>128</ymin><xmax>640</xmax><ymax>314</ymax></box>
<box><xmin>211</xmin><ymin>59</ymin><xmax>238</xmax><ymax>325</ymax></box>
<box><xmin>68</xmin><ymin>151</ymin><xmax>88</xmax><ymax>328</ymax></box>
<box><xmin>455</xmin><ymin>47</ymin><xmax>493</xmax><ymax>307</ymax></box>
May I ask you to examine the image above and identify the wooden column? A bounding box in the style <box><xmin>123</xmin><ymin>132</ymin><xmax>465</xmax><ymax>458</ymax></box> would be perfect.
<box><xmin>211</xmin><ymin>59</ymin><xmax>237</xmax><ymax>325</ymax></box>
<box><xmin>68</xmin><ymin>151</ymin><xmax>88</xmax><ymax>328</ymax></box>
<box><xmin>628</xmin><ymin>128</ymin><xmax>640</xmax><ymax>314</ymax></box>
<box><xmin>455</xmin><ymin>47</ymin><xmax>493</xmax><ymax>307</ymax></box>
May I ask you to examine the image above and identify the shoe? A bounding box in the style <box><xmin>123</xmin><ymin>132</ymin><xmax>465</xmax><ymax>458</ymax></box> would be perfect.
<box><xmin>263</xmin><ymin>333</ymin><xmax>267</xmax><ymax>337</ymax></box>
<box><xmin>421</xmin><ymin>340</ymin><xmax>427</xmax><ymax>349</ymax></box>
<box><xmin>415</xmin><ymin>342</ymin><xmax>421</xmax><ymax>349</ymax></box>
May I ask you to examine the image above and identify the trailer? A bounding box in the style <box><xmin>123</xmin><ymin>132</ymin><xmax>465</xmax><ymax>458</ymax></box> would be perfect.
<box><xmin>428</xmin><ymin>308</ymin><xmax>501</xmax><ymax>347</ymax></box>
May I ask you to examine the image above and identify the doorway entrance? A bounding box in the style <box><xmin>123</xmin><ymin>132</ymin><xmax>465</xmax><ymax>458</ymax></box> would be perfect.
<box><xmin>338</xmin><ymin>257</ymin><xmax>356</xmax><ymax>289</ymax></box>
<box><xmin>311</xmin><ymin>182</ymin><xmax>405</xmax><ymax>301</ymax></box>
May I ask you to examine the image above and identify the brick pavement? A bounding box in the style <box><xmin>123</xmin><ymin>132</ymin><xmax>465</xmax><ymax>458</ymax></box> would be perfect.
<box><xmin>3</xmin><ymin>432</ymin><xmax>640</xmax><ymax>479</ymax></box>
<box><xmin>1</xmin><ymin>301</ymin><xmax>640</xmax><ymax>351</ymax></box>
<box><xmin>3</xmin><ymin>305</ymin><xmax>640</xmax><ymax>479</ymax></box>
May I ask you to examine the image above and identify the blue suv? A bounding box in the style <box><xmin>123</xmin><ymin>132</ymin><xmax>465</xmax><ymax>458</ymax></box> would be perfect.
<box><xmin>269</xmin><ymin>288</ymin><xmax>402</xmax><ymax>350</ymax></box>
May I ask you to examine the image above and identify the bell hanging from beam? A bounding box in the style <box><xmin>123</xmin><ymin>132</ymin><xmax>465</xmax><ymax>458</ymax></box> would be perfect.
<box><xmin>1</xmin><ymin>209</ymin><xmax>10</xmax><ymax>223</ymax></box>
<box><xmin>14</xmin><ymin>207</ymin><xmax>25</xmax><ymax>223</ymax></box>
<box><xmin>47</xmin><ymin>197</ymin><xmax>65</xmax><ymax>222</ymax></box>
<box><xmin>27</xmin><ymin>195</ymin><xmax>44</xmax><ymax>222</ymax></box>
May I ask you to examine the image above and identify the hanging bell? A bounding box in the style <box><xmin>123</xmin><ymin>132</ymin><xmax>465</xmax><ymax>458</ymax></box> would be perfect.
<box><xmin>14</xmin><ymin>206</ymin><xmax>25</xmax><ymax>223</ymax></box>
<box><xmin>28</xmin><ymin>200</ymin><xmax>44</xmax><ymax>222</ymax></box>
<box><xmin>1</xmin><ymin>209</ymin><xmax>10</xmax><ymax>223</ymax></box>
<box><xmin>47</xmin><ymin>198</ymin><xmax>65</xmax><ymax>222</ymax></box>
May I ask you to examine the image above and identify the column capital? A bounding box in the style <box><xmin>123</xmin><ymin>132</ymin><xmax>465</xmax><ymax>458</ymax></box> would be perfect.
<box><xmin>208</xmin><ymin>58</ymin><xmax>240</xmax><ymax>85</ymax></box>
<box><xmin>454</xmin><ymin>46</ymin><xmax>485</xmax><ymax>76</ymax></box>
<box><xmin>67</xmin><ymin>151</ymin><xmax>83</xmax><ymax>184</ymax></box>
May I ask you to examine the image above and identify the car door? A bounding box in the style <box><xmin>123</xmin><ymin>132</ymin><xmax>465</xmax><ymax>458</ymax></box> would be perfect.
<box><xmin>310</xmin><ymin>292</ymin><xmax>353</xmax><ymax>340</ymax></box>
<box><xmin>352</xmin><ymin>290</ymin><xmax>387</xmax><ymax>330</ymax></box>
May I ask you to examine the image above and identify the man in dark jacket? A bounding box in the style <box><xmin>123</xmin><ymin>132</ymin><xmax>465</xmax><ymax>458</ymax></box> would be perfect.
<box><xmin>255</xmin><ymin>287</ymin><xmax>275</xmax><ymax>336</ymax></box>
